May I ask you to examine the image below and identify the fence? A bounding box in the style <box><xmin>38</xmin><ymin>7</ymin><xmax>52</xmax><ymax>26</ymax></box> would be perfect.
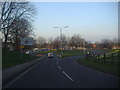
<box><xmin>85</xmin><ymin>50</ymin><xmax>120</xmax><ymax>65</ymax></box>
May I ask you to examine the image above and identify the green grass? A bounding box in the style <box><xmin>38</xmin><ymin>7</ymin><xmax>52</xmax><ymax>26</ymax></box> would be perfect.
<box><xmin>2</xmin><ymin>49</ymin><xmax>41</xmax><ymax>69</ymax></box>
<box><xmin>55</xmin><ymin>50</ymin><xmax>83</xmax><ymax>58</ymax></box>
<box><xmin>36</xmin><ymin>50</ymin><xmax>55</xmax><ymax>54</ymax></box>
<box><xmin>77</xmin><ymin>58</ymin><xmax>119</xmax><ymax>77</ymax></box>
<box><xmin>92</xmin><ymin>49</ymin><xmax>113</xmax><ymax>52</ymax></box>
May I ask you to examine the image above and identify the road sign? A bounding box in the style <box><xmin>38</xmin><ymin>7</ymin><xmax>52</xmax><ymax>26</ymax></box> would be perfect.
<box><xmin>21</xmin><ymin>37</ymin><xmax>35</xmax><ymax>46</ymax></box>
<box><xmin>20</xmin><ymin>46</ymin><xmax>25</xmax><ymax>48</ymax></box>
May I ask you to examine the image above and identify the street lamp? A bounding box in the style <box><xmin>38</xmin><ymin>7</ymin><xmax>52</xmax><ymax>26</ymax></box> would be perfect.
<box><xmin>81</xmin><ymin>37</ymin><xmax>86</xmax><ymax>54</ymax></box>
<box><xmin>54</xmin><ymin>26</ymin><xmax>68</xmax><ymax>57</ymax></box>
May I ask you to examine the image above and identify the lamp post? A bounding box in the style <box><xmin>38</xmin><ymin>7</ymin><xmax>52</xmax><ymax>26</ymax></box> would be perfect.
<box><xmin>54</xmin><ymin>26</ymin><xmax>68</xmax><ymax>57</ymax></box>
<box><xmin>82</xmin><ymin>37</ymin><xmax>85</xmax><ymax>54</ymax></box>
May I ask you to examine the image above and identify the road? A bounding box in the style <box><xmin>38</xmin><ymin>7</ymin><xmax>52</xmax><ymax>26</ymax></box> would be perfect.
<box><xmin>5</xmin><ymin>55</ymin><xmax>119</xmax><ymax>88</ymax></box>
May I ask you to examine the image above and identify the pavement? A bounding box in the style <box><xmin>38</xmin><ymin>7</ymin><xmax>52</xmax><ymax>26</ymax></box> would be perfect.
<box><xmin>0</xmin><ymin>70</ymin><xmax>2</xmax><ymax>90</ymax></box>
<box><xmin>2</xmin><ymin>55</ymin><xmax>45</xmax><ymax>88</ymax></box>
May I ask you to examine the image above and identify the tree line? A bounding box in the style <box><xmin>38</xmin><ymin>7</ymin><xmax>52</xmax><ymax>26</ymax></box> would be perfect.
<box><xmin>36</xmin><ymin>34</ymin><xmax>119</xmax><ymax>50</ymax></box>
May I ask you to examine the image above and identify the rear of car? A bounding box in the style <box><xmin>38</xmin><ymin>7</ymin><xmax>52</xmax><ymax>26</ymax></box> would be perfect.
<box><xmin>48</xmin><ymin>52</ymin><xmax>54</xmax><ymax>58</ymax></box>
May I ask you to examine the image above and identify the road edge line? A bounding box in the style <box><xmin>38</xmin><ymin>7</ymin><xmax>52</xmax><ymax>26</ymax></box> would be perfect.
<box><xmin>4</xmin><ymin>55</ymin><xmax>45</xmax><ymax>88</ymax></box>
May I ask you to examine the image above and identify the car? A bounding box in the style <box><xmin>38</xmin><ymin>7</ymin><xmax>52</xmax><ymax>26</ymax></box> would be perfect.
<box><xmin>25</xmin><ymin>50</ymin><xmax>30</xmax><ymax>54</ymax></box>
<box><xmin>48</xmin><ymin>52</ymin><xmax>54</xmax><ymax>58</ymax></box>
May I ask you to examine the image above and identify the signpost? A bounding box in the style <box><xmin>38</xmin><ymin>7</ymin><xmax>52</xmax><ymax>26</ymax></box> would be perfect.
<box><xmin>20</xmin><ymin>46</ymin><xmax>25</xmax><ymax>48</ymax></box>
<box><xmin>20</xmin><ymin>37</ymin><xmax>35</xmax><ymax>60</ymax></box>
<box><xmin>20</xmin><ymin>45</ymin><xmax>25</xmax><ymax>61</ymax></box>
<box><xmin>21</xmin><ymin>37</ymin><xmax>35</xmax><ymax>46</ymax></box>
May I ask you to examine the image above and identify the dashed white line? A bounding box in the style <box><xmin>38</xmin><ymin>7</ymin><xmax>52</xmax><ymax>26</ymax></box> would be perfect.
<box><xmin>57</xmin><ymin>62</ymin><xmax>58</xmax><ymax>65</ymax></box>
<box><xmin>58</xmin><ymin>66</ymin><xmax>62</xmax><ymax>70</ymax></box>
<box><xmin>62</xmin><ymin>71</ymin><xmax>74</xmax><ymax>82</ymax></box>
<box><xmin>56</xmin><ymin>56</ymin><xmax>74</xmax><ymax>82</ymax></box>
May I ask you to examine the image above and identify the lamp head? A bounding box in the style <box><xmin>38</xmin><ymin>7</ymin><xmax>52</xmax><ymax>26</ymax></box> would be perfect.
<box><xmin>64</xmin><ymin>26</ymin><xmax>69</xmax><ymax>28</ymax></box>
<box><xmin>54</xmin><ymin>27</ymin><xmax>59</xmax><ymax>28</ymax></box>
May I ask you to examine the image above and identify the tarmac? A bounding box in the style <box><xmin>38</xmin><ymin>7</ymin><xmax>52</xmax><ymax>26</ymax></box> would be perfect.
<box><xmin>2</xmin><ymin>55</ymin><xmax>45</xmax><ymax>88</ymax></box>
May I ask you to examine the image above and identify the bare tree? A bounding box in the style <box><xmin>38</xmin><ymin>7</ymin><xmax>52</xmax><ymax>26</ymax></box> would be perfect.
<box><xmin>9</xmin><ymin>18</ymin><xmax>33</xmax><ymax>50</ymax></box>
<box><xmin>69</xmin><ymin>34</ymin><xmax>84</xmax><ymax>49</ymax></box>
<box><xmin>101</xmin><ymin>38</ymin><xmax>113</xmax><ymax>49</ymax></box>
<box><xmin>1</xmin><ymin>2</ymin><xmax>36</xmax><ymax>49</ymax></box>
<box><xmin>61</xmin><ymin>34</ymin><xmax>68</xmax><ymax>49</ymax></box>
<box><xmin>47</xmin><ymin>37</ymin><xmax>54</xmax><ymax>49</ymax></box>
<box><xmin>111</xmin><ymin>38</ymin><xmax>119</xmax><ymax>49</ymax></box>
<box><xmin>64</xmin><ymin>36</ymin><xmax>71</xmax><ymax>49</ymax></box>
<box><xmin>36</xmin><ymin>36</ymin><xmax>46</xmax><ymax>48</ymax></box>
<box><xmin>112</xmin><ymin>38</ymin><xmax>118</xmax><ymax>45</ymax></box>
<box><xmin>53</xmin><ymin>37</ymin><xmax>60</xmax><ymax>49</ymax></box>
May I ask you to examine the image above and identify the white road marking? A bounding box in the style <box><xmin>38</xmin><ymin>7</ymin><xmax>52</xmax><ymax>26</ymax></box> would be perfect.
<box><xmin>56</xmin><ymin>56</ymin><xmax>74</xmax><ymax>82</ymax></box>
<box><xmin>4</xmin><ymin>62</ymin><xmax>41</xmax><ymax>88</ymax></box>
<box><xmin>62</xmin><ymin>71</ymin><xmax>74</xmax><ymax>82</ymax></box>
<box><xmin>4</xmin><ymin>55</ymin><xmax>46</xmax><ymax>88</ymax></box>
<box><xmin>57</xmin><ymin>62</ymin><xmax>58</xmax><ymax>65</ymax></box>
<box><xmin>56</xmin><ymin>56</ymin><xmax>59</xmax><ymax>65</ymax></box>
<box><xmin>58</xmin><ymin>66</ymin><xmax>62</xmax><ymax>70</ymax></box>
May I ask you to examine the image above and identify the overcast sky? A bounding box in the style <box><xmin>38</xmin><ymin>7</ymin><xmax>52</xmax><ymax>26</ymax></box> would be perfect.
<box><xmin>32</xmin><ymin>2</ymin><xmax>118</xmax><ymax>43</ymax></box>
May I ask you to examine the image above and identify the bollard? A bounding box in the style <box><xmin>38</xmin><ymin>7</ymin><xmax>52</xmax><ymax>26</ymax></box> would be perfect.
<box><xmin>98</xmin><ymin>54</ymin><xmax>100</xmax><ymax>60</ymax></box>
<box><xmin>118</xmin><ymin>51</ymin><xmax>120</xmax><ymax>64</ymax></box>
<box><xmin>103</xmin><ymin>53</ymin><xmax>106</xmax><ymax>63</ymax></box>
<box><xmin>86</xmin><ymin>52</ymin><xmax>89</xmax><ymax>60</ymax></box>
<box><xmin>94</xmin><ymin>54</ymin><xmax>95</xmax><ymax>60</ymax></box>
<box><xmin>111</xmin><ymin>53</ymin><xmax>113</xmax><ymax>65</ymax></box>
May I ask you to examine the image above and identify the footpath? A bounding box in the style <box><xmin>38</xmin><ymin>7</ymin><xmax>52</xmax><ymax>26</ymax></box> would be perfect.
<box><xmin>2</xmin><ymin>55</ymin><xmax>45</xmax><ymax>88</ymax></box>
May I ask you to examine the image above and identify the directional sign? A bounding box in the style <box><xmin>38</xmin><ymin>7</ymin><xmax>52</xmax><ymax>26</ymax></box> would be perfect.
<box><xmin>20</xmin><ymin>45</ymin><xmax>25</xmax><ymax>48</ymax></box>
<box><xmin>21</xmin><ymin>37</ymin><xmax>35</xmax><ymax>46</ymax></box>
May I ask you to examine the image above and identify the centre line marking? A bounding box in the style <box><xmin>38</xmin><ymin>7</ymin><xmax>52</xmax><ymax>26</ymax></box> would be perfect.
<box><xmin>62</xmin><ymin>71</ymin><xmax>74</xmax><ymax>82</ymax></box>
<box><xmin>58</xmin><ymin>66</ymin><xmax>62</xmax><ymax>70</ymax></box>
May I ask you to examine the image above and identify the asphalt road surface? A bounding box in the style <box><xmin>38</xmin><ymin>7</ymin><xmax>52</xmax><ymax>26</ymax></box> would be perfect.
<box><xmin>5</xmin><ymin>55</ymin><xmax>119</xmax><ymax>88</ymax></box>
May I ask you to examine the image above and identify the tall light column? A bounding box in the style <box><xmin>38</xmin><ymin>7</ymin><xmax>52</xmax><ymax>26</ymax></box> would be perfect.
<box><xmin>54</xmin><ymin>26</ymin><xmax>68</xmax><ymax>56</ymax></box>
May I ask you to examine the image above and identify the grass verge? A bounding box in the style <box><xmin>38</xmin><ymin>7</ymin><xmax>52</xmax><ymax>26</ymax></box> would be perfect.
<box><xmin>2</xmin><ymin>49</ymin><xmax>41</xmax><ymax>69</ymax></box>
<box><xmin>77</xmin><ymin>58</ymin><xmax>119</xmax><ymax>77</ymax></box>
<box><xmin>55</xmin><ymin>50</ymin><xmax>83</xmax><ymax>58</ymax></box>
